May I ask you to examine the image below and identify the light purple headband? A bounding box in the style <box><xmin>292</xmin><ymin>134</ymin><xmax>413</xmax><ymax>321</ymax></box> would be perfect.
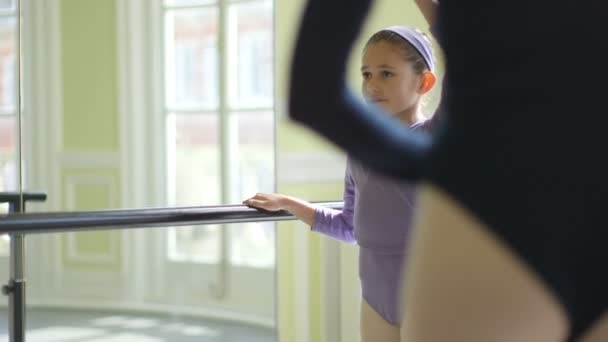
<box><xmin>383</xmin><ymin>26</ymin><xmax>435</xmax><ymax>72</ymax></box>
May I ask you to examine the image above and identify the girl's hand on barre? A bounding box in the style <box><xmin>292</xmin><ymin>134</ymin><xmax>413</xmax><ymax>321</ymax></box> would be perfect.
<box><xmin>243</xmin><ymin>193</ymin><xmax>287</xmax><ymax>212</ymax></box>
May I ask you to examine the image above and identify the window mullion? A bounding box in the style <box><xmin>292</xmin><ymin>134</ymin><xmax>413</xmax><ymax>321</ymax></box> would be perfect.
<box><xmin>218</xmin><ymin>0</ymin><xmax>231</xmax><ymax>205</ymax></box>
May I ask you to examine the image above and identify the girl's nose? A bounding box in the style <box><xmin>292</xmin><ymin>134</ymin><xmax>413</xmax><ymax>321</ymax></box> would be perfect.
<box><xmin>365</xmin><ymin>79</ymin><xmax>381</xmax><ymax>95</ymax></box>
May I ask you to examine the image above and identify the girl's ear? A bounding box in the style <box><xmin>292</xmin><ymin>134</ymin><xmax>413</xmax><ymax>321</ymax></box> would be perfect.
<box><xmin>418</xmin><ymin>71</ymin><xmax>437</xmax><ymax>95</ymax></box>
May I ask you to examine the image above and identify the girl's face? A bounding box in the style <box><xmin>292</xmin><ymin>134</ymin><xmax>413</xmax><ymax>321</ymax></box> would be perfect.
<box><xmin>361</xmin><ymin>41</ymin><xmax>423</xmax><ymax>116</ymax></box>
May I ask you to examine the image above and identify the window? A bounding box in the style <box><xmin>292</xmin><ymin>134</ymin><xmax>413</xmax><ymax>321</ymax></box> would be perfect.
<box><xmin>0</xmin><ymin>0</ymin><xmax>13</xmax><ymax>11</ymax></box>
<box><xmin>165</xmin><ymin>9</ymin><xmax>218</xmax><ymax>110</ymax></box>
<box><xmin>162</xmin><ymin>0</ymin><xmax>274</xmax><ymax>267</ymax></box>
<box><xmin>228</xmin><ymin>1</ymin><xmax>273</xmax><ymax>108</ymax></box>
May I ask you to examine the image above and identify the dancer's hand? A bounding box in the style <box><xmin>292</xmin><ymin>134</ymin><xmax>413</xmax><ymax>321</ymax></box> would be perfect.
<box><xmin>243</xmin><ymin>193</ymin><xmax>287</xmax><ymax>212</ymax></box>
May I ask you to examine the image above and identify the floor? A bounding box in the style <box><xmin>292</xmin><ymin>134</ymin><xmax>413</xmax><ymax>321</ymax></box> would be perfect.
<box><xmin>0</xmin><ymin>308</ymin><xmax>276</xmax><ymax>342</ymax></box>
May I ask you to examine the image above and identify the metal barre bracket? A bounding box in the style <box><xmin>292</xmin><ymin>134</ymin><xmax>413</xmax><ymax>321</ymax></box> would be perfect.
<box><xmin>1</xmin><ymin>192</ymin><xmax>47</xmax><ymax>342</ymax></box>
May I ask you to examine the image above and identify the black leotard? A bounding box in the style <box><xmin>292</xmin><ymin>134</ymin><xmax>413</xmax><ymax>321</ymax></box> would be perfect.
<box><xmin>288</xmin><ymin>0</ymin><xmax>608</xmax><ymax>340</ymax></box>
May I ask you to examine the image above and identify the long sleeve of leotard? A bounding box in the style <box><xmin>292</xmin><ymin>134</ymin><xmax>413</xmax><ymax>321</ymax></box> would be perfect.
<box><xmin>288</xmin><ymin>0</ymin><xmax>431</xmax><ymax>181</ymax></box>
<box><xmin>311</xmin><ymin>163</ymin><xmax>356</xmax><ymax>243</ymax></box>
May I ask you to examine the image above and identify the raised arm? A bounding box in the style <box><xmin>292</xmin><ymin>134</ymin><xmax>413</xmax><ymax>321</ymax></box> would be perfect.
<box><xmin>414</xmin><ymin>0</ymin><xmax>438</xmax><ymax>27</ymax></box>
<box><xmin>414</xmin><ymin>0</ymin><xmax>447</xmax><ymax>133</ymax></box>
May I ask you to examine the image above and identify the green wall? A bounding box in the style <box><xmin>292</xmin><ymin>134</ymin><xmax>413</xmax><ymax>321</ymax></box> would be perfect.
<box><xmin>62</xmin><ymin>0</ymin><xmax>119</xmax><ymax>151</ymax></box>
<box><xmin>60</xmin><ymin>0</ymin><xmax>121</xmax><ymax>271</ymax></box>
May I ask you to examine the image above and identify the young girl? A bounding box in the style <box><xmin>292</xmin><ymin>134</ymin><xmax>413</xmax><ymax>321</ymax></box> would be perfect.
<box><xmin>243</xmin><ymin>26</ymin><xmax>438</xmax><ymax>341</ymax></box>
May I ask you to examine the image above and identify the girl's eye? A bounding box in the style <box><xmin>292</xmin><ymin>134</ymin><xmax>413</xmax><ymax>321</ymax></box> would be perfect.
<box><xmin>362</xmin><ymin>72</ymin><xmax>371</xmax><ymax>80</ymax></box>
<box><xmin>382</xmin><ymin>71</ymin><xmax>394</xmax><ymax>78</ymax></box>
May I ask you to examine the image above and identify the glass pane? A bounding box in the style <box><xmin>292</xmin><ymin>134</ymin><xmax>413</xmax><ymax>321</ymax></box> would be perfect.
<box><xmin>0</xmin><ymin>0</ymin><xmax>13</xmax><ymax>10</ymax></box>
<box><xmin>230</xmin><ymin>221</ymin><xmax>274</xmax><ymax>267</ymax></box>
<box><xmin>168</xmin><ymin>225</ymin><xmax>220</xmax><ymax>263</ymax></box>
<box><xmin>230</xmin><ymin>111</ymin><xmax>274</xmax><ymax>267</ymax></box>
<box><xmin>228</xmin><ymin>1</ymin><xmax>273</xmax><ymax>109</ymax></box>
<box><xmin>0</xmin><ymin>233</ymin><xmax>8</xmax><ymax>256</ymax></box>
<box><xmin>0</xmin><ymin>115</ymin><xmax>15</xmax><ymax>256</ymax></box>
<box><xmin>0</xmin><ymin>17</ymin><xmax>16</xmax><ymax>114</ymax></box>
<box><xmin>165</xmin><ymin>9</ymin><xmax>218</xmax><ymax>111</ymax></box>
<box><xmin>0</xmin><ymin>115</ymin><xmax>16</xmax><ymax>192</ymax></box>
<box><xmin>234</xmin><ymin>111</ymin><xmax>274</xmax><ymax>199</ymax></box>
<box><xmin>167</xmin><ymin>113</ymin><xmax>220</xmax><ymax>206</ymax></box>
<box><xmin>166</xmin><ymin>113</ymin><xmax>220</xmax><ymax>263</ymax></box>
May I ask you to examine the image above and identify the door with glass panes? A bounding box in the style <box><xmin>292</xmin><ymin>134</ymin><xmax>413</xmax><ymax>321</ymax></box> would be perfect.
<box><xmin>150</xmin><ymin>0</ymin><xmax>276</xmax><ymax>323</ymax></box>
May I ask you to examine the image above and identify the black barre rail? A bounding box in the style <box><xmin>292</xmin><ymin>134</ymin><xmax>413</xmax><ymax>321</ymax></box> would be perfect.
<box><xmin>0</xmin><ymin>200</ymin><xmax>343</xmax><ymax>342</ymax></box>
<box><xmin>0</xmin><ymin>201</ymin><xmax>344</xmax><ymax>234</ymax></box>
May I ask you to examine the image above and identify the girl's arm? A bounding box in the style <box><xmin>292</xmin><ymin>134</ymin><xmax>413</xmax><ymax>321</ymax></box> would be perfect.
<box><xmin>243</xmin><ymin>192</ymin><xmax>317</xmax><ymax>226</ymax></box>
<box><xmin>243</xmin><ymin>166</ymin><xmax>356</xmax><ymax>243</ymax></box>
<box><xmin>311</xmin><ymin>166</ymin><xmax>356</xmax><ymax>243</ymax></box>
<box><xmin>415</xmin><ymin>0</ymin><xmax>446</xmax><ymax>133</ymax></box>
<box><xmin>414</xmin><ymin>0</ymin><xmax>438</xmax><ymax>27</ymax></box>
